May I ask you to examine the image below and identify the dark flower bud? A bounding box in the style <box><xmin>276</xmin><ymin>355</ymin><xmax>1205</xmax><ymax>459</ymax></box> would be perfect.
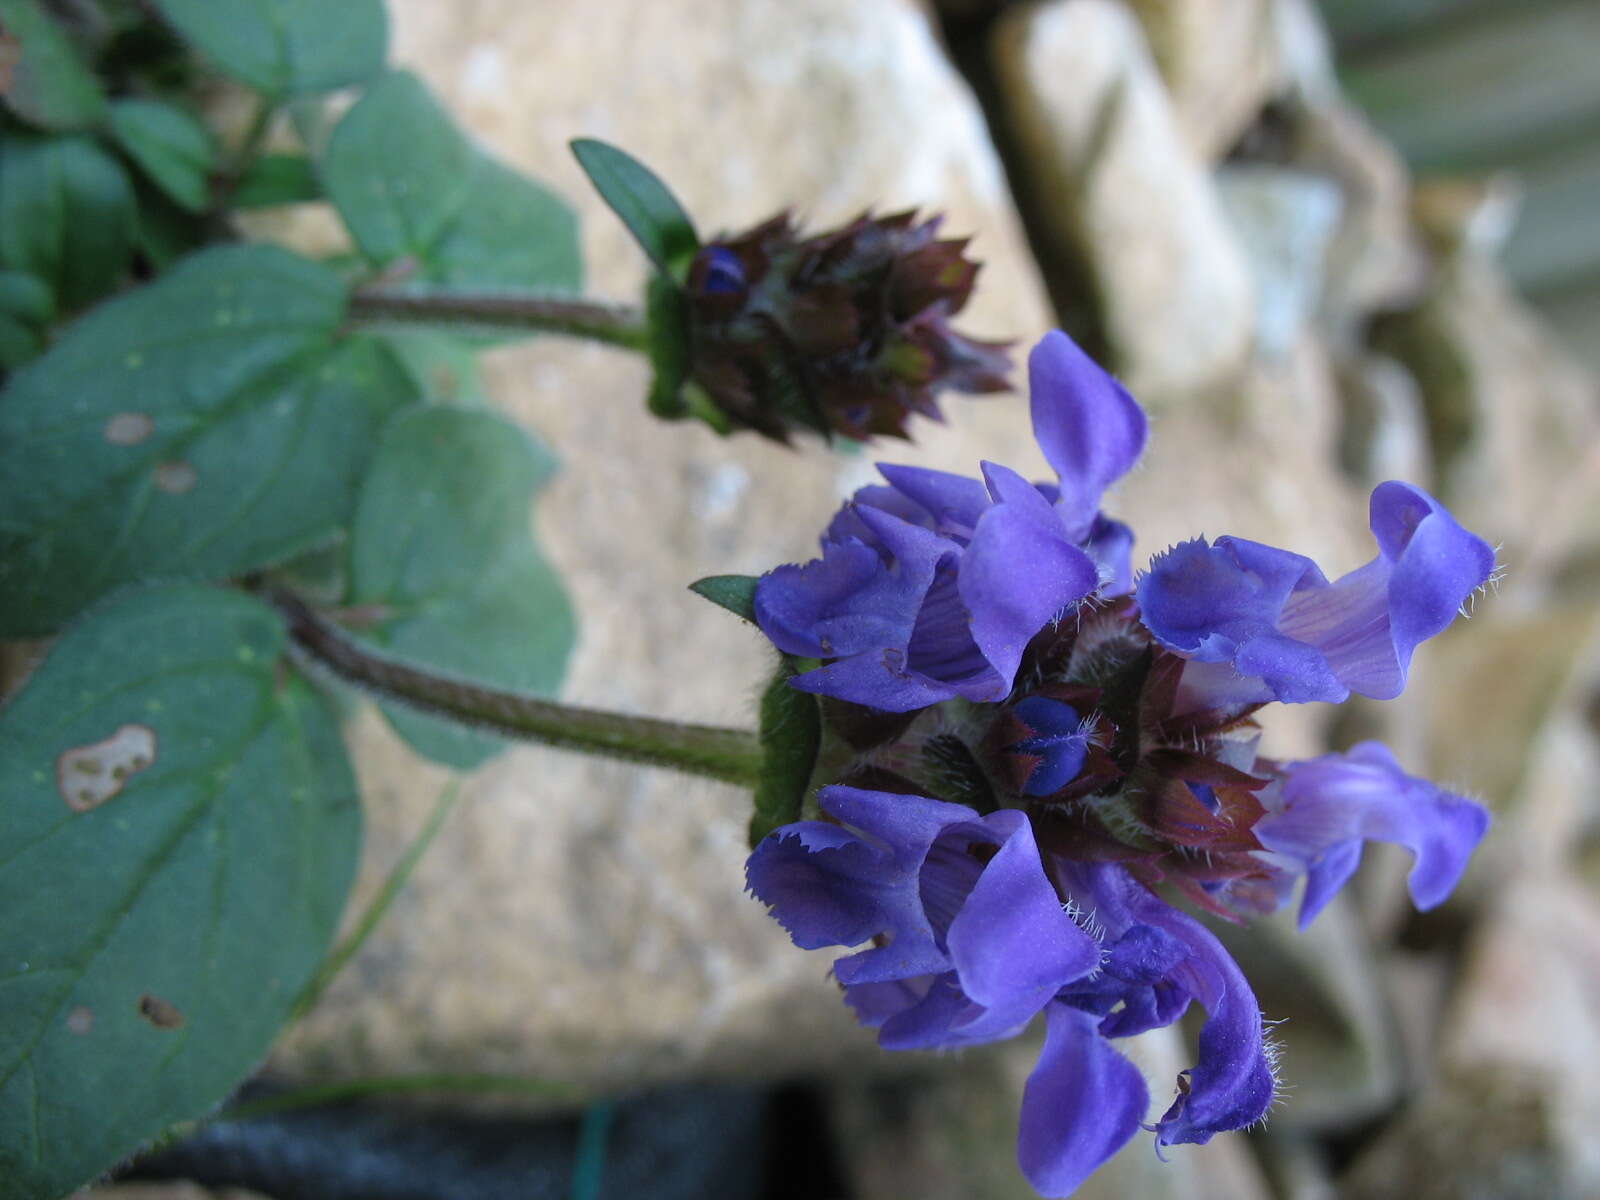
<box><xmin>681</xmin><ymin>211</ymin><xmax>1011</xmax><ymax>442</ymax></box>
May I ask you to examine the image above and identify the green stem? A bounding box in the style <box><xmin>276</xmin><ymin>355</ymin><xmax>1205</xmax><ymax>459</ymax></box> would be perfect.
<box><xmin>268</xmin><ymin>588</ymin><xmax>762</xmax><ymax>787</ymax></box>
<box><xmin>347</xmin><ymin>284</ymin><xmax>651</xmax><ymax>352</ymax></box>
<box><xmin>293</xmin><ymin>781</ymin><xmax>464</xmax><ymax>1021</ymax></box>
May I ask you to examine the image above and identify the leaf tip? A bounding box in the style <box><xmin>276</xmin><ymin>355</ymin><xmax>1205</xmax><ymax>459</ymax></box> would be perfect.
<box><xmin>688</xmin><ymin>574</ymin><xmax>759</xmax><ymax>623</ymax></box>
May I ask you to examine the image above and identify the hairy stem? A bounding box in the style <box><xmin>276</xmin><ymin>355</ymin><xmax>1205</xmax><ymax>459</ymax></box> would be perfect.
<box><xmin>347</xmin><ymin>285</ymin><xmax>651</xmax><ymax>351</ymax></box>
<box><xmin>268</xmin><ymin>588</ymin><xmax>762</xmax><ymax>787</ymax></box>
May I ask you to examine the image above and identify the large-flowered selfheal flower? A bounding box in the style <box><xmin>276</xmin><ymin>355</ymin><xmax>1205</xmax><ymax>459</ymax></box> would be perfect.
<box><xmin>1253</xmin><ymin>742</ymin><xmax>1491</xmax><ymax>928</ymax></box>
<box><xmin>1018</xmin><ymin>859</ymin><xmax>1276</xmax><ymax>1196</ymax></box>
<box><xmin>754</xmin><ymin>331</ymin><xmax>1146</xmax><ymax>712</ymax></box>
<box><xmin>746</xmin><ymin>786</ymin><xmax>1102</xmax><ymax>1048</ymax></box>
<box><xmin>730</xmin><ymin>329</ymin><xmax>1499</xmax><ymax>1200</ymax></box>
<box><xmin>1136</xmin><ymin>481</ymin><xmax>1496</xmax><ymax>707</ymax></box>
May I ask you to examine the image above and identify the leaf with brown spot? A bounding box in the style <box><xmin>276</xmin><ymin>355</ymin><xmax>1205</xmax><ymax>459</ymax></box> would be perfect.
<box><xmin>0</xmin><ymin>244</ymin><xmax>421</xmax><ymax>636</ymax></box>
<box><xmin>55</xmin><ymin>722</ymin><xmax>156</xmax><ymax>812</ymax></box>
<box><xmin>137</xmin><ymin>993</ymin><xmax>184</xmax><ymax>1030</ymax></box>
<box><xmin>0</xmin><ymin>584</ymin><xmax>359</xmax><ymax>1197</ymax></box>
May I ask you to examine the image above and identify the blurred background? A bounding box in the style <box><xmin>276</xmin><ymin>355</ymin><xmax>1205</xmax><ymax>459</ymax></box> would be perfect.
<box><xmin>102</xmin><ymin>1</ymin><xmax>1599</xmax><ymax>1197</ymax></box>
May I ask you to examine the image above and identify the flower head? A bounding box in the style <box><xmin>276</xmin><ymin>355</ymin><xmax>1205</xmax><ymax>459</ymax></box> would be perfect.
<box><xmin>682</xmin><ymin>211</ymin><xmax>1011</xmax><ymax>443</ymax></box>
<box><xmin>738</xmin><ymin>330</ymin><xmax>1495</xmax><ymax>1198</ymax></box>
<box><xmin>753</xmin><ymin>332</ymin><xmax>1142</xmax><ymax>711</ymax></box>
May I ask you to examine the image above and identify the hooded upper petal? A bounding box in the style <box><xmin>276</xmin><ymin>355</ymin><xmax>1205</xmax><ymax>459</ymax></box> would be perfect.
<box><xmin>959</xmin><ymin>463</ymin><xmax>1100</xmax><ymax>694</ymax></box>
<box><xmin>1028</xmin><ymin>330</ymin><xmax>1147</xmax><ymax>542</ymax></box>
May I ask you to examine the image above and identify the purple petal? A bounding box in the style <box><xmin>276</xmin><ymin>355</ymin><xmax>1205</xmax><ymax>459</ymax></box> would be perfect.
<box><xmin>1254</xmin><ymin>742</ymin><xmax>1491</xmax><ymax>928</ymax></box>
<box><xmin>1138</xmin><ymin>537</ymin><xmax>1325</xmax><ymax>660</ymax></box>
<box><xmin>826</xmin><ymin>483</ymin><xmax>937</xmax><ymax>546</ymax></box>
<box><xmin>1048</xmin><ymin>861</ymin><xmax>1275</xmax><ymax>1145</ymax></box>
<box><xmin>944</xmin><ymin>810</ymin><xmax>1102</xmax><ymax>1036</ymax></box>
<box><xmin>1144</xmin><ymin>903</ymin><xmax>1276</xmax><ymax>1145</ymax></box>
<box><xmin>905</xmin><ymin>560</ymin><xmax>1003</xmax><ymax>697</ymax></box>
<box><xmin>1028</xmin><ymin>330</ymin><xmax>1148</xmax><ymax>541</ymax></box>
<box><xmin>843</xmin><ymin>977</ymin><xmax>928</xmax><ymax>1028</ymax></box>
<box><xmin>959</xmin><ymin>463</ymin><xmax>1100</xmax><ymax>696</ymax></box>
<box><xmin>786</xmin><ymin>651</ymin><xmax>972</xmax><ymax>712</ymax></box>
<box><xmin>745</xmin><ymin>822</ymin><xmax>887</xmax><ymax>949</ymax></box>
<box><xmin>1277</xmin><ymin>483</ymin><xmax>1496</xmax><ymax>700</ymax></box>
<box><xmin>877</xmin><ymin>462</ymin><xmax>992</xmax><ymax>542</ymax></box>
<box><xmin>1018</xmin><ymin>1003</ymin><xmax>1149</xmax><ymax>1198</ymax></box>
<box><xmin>1084</xmin><ymin>515</ymin><xmax>1137</xmax><ymax>597</ymax></box>
<box><xmin>820</xmin><ymin>785</ymin><xmax>981</xmax><ymax>873</ymax></box>
<box><xmin>754</xmin><ymin>538</ymin><xmax>918</xmax><ymax>659</ymax></box>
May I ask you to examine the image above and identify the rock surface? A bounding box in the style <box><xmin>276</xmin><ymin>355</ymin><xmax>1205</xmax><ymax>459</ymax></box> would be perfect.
<box><xmin>1126</xmin><ymin>0</ymin><xmax>1281</xmax><ymax>161</ymax></box>
<box><xmin>990</xmin><ymin>0</ymin><xmax>1257</xmax><ymax>402</ymax></box>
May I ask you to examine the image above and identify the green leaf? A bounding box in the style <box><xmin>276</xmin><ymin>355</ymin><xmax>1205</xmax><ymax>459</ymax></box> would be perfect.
<box><xmin>689</xmin><ymin>574</ymin><xmax>759</xmax><ymax>624</ymax></box>
<box><xmin>0</xmin><ymin>243</ymin><xmax>421</xmax><ymax>636</ymax></box>
<box><xmin>0</xmin><ymin>131</ymin><xmax>135</xmax><ymax>310</ymax></box>
<box><xmin>323</xmin><ymin>71</ymin><xmax>582</xmax><ymax>292</ymax></box>
<box><xmin>570</xmin><ymin>138</ymin><xmax>699</xmax><ymax>280</ymax></box>
<box><xmin>232</xmin><ymin>152</ymin><xmax>320</xmax><ymax>208</ymax></box>
<box><xmin>151</xmin><ymin>0</ymin><xmax>387</xmax><ymax>96</ymax></box>
<box><xmin>0</xmin><ymin>0</ymin><xmax>107</xmax><ymax>130</ymax></box>
<box><xmin>0</xmin><ymin>269</ymin><xmax>51</xmax><ymax>325</ymax></box>
<box><xmin>109</xmin><ymin>97</ymin><xmax>216</xmax><ymax>213</ymax></box>
<box><xmin>0</xmin><ymin>584</ymin><xmax>360</xmax><ymax>1198</ymax></box>
<box><xmin>347</xmin><ymin>407</ymin><xmax>576</xmax><ymax>768</ymax></box>
<box><xmin>0</xmin><ymin>269</ymin><xmax>50</xmax><ymax>367</ymax></box>
<box><xmin>750</xmin><ymin>657</ymin><xmax>822</xmax><ymax>846</ymax></box>
<box><xmin>379</xmin><ymin>329</ymin><xmax>491</xmax><ymax>408</ymax></box>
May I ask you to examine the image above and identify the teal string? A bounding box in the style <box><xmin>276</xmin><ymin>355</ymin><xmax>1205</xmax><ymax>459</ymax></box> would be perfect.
<box><xmin>570</xmin><ymin>1100</ymin><xmax>614</xmax><ymax>1200</ymax></box>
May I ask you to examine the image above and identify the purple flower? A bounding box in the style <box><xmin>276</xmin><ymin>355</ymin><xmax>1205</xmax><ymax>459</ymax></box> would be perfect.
<box><xmin>748</xmin><ymin>786</ymin><xmax>1277</xmax><ymax>1197</ymax></box>
<box><xmin>1136</xmin><ymin>481</ymin><xmax>1496</xmax><ymax>706</ymax></box>
<box><xmin>1040</xmin><ymin>863</ymin><xmax>1275</xmax><ymax>1159</ymax></box>
<box><xmin>736</xmin><ymin>330</ymin><xmax>1499</xmax><ymax>1199</ymax></box>
<box><xmin>1254</xmin><ymin>742</ymin><xmax>1491</xmax><ymax>928</ymax></box>
<box><xmin>754</xmin><ymin>331</ymin><xmax>1145</xmax><ymax>712</ymax></box>
<box><xmin>746</xmin><ymin>785</ymin><xmax>1102</xmax><ymax>1048</ymax></box>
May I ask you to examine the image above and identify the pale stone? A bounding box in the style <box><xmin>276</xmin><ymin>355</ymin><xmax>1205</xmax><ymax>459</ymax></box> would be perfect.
<box><xmin>1334</xmin><ymin>352</ymin><xmax>1432</xmax><ymax>487</ymax></box>
<box><xmin>1293</xmin><ymin>100</ymin><xmax>1429</xmax><ymax>330</ymax></box>
<box><xmin>1126</xmin><ymin>0</ymin><xmax>1282</xmax><ymax>161</ymax></box>
<box><xmin>273</xmin><ymin>0</ymin><xmax>1058</xmax><ymax>1094</ymax></box>
<box><xmin>1217</xmin><ymin>165</ymin><xmax>1344</xmax><ymax>359</ymax></box>
<box><xmin>1441</xmin><ymin>876</ymin><xmax>1600</xmax><ymax>1195</ymax></box>
<box><xmin>991</xmin><ymin>0</ymin><xmax>1257</xmax><ymax>403</ymax></box>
